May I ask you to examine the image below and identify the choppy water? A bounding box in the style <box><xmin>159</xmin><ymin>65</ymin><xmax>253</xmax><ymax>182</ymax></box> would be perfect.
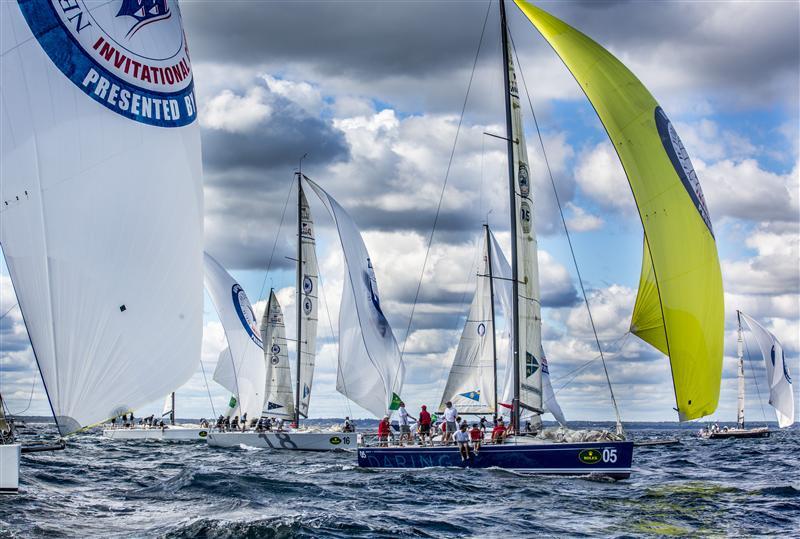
<box><xmin>2</xmin><ymin>422</ymin><xmax>798</xmax><ymax>538</ymax></box>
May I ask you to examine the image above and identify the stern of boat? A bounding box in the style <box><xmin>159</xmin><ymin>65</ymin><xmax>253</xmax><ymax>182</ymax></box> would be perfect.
<box><xmin>0</xmin><ymin>443</ymin><xmax>20</xmax><ymax>494</ymax></box>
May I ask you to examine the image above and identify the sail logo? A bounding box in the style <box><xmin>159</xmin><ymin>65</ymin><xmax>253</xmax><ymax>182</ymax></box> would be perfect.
<box><xmin>654</xmin><ymin>107</ymin><xmax>713</xmax><ymax>236</ymax></box>
<box><xmin>525</xmin><ymin>352</ymin><xmax>539</xmax><ymax>377</ymax></box>
<box><xmin>477</xmin><ymin>323</ymin><xmax>486</xmax><ymax>337</ymax></box>
<box><xmin>18</xmin><ymin>0</ymin><xmax>197</xmax><ymax>127</ymax></box>
<box><xmin>365</xmin><ymin>258</ymin><xmax>390</xmax><ymax>337</ymax></box>
<box><xmin>772</xmin><ymin>346</ymin><xmax>792</xmax><ymax>384</ymax></box>
<box><xmin>518</xmin><ymin>163</ymin><xmax>530</xmax><ymax>197</ymax></box>
<box><xmin>267</xmin><ymin>402</ymin><xmax>283</xmax><ymax>410</ymax></box>
<box><xmin>541</xmin><ymin>355</ymin><xmax>550</xmax><ymax>375</ymax></box>
<box><xmin>271</xmin><ymin>344</ymin><xmax>281</xmax><ymax>355</ymax></box>
<box><xmin>459</xmin><ymin>390</ymin><xmax>481</xmax><ymax>402</ymax></box>
<box><xmin>270</xmin><ymin>355</ymin><xmax>280</xmax><ymax>365</ymax></box>
<box><xmin>231</xmin><ymin>284</ymin><xmax>263</xmax><ymax>348</ymax></box>
<box><xmin>303</xmin><ymin>384</ymin><xmax>311</xmax><ymax>398</ymax></box>
<box><xmin>303</xmin><ymin>297</ymin><xmax>313</xmax><ymax>315</ymax></box>
<box><xmin>303</xmin><ymin>276</ymin><xmax>314</xmax><ymax>294</ymax></box>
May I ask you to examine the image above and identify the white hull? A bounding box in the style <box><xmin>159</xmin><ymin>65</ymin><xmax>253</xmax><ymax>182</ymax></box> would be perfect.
<box><xmin>102</xmin><ymin>427</ymin><xmax>209</xmax><ymax>441</ymax></box>
<box><xmin>206</xmin><ymin>431</ymin><xmax>355</xmax><ymax>451</ymax></box>
<box><xmin>0</xmin><ymin>444</ymin><xmax>20</xmax><ymax>494</ymax></box>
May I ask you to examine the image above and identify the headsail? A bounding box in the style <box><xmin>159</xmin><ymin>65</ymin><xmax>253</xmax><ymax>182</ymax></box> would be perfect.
<box><xmin>204</xmin><ymin>253</ymin><xmax>266</xmax><ymax>422</ymax></box>
<box><xmin>296</xmin><ymin>187</ymin><xmax>320</xmax><ymax>418</ymax></box>
<box><xmin>514</xmin><ymin>0</ymin><xmax>724</xmax><ymax>420</ymax></box>
<box><xmin>739</xmin><ymin>313</ymin><xmax>794</xmax><ymax>428</ymax></box>
<box><xmin>439</xmin><ymin>230</ymin><xmax>496</xmax><ymax>414</ymax></box>
<box><xmin>260</xmin><ymin>291</ymin><xmax>294</xmax><ymax>419</ymax></box>
<box><xmin>490</xmin><ymin>232</ymin><xmax>566</xmax><ymax>425</ymax></box>
<box><xmin>0</xmin><ymin>0</ymin><xmax>203</xmax><ymax>435</ymax></box>
<box><xmin>305</xmin><ymin>178</ymin><xmax>405</xmax><ymax>418</ymax></box>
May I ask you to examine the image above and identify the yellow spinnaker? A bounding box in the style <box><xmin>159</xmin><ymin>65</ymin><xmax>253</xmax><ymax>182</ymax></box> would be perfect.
<box><xmin>514</xmin><ymin>0</ymin><xmax>723</xmax><ymax>420</ymax></box>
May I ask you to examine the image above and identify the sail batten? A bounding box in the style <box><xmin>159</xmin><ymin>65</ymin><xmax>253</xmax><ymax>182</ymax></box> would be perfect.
<box><xmin>514</xmin><ymin>0</ymin><xmax>724</xmax><ymax>421</ymax></box>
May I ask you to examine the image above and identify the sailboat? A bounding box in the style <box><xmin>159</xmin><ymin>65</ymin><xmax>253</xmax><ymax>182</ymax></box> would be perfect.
<box><xmin>700</xmin><ymin>311</ymin><xmax>794</xmax><ymax>439</ymax></box>
<box><xmin>357</xmin><ymin>0</ymin><xmax>724</xmax><ymax>479</ymax></box>
<box><xmin>101</xmin><ymin>391</ymin><xmax>210</xmax><ymax>441</ymax></box>
<box><xmin>0</xmin><ymin>0</ymin><xmax>203</xmax><ymax>492</ymax></box>
<box><xmin>207</xmin><ymin>175</ymin><xmax>354</xmax><ymax>451</ymax></box>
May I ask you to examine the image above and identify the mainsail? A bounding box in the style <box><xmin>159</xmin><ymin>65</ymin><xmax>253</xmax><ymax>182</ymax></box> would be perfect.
<box><xmin>739</xmin><ymin>313</ymin><xmax>795</xmax><ymax>428</ymax></box>
<box><xmin>439</xmin><ymin>228</ymin><xmax>496</xmax><ymax>414</ymax></box>
<box><xmin>261</xmin><ymin>290</ymin><xmax>294</xmax><ymax>419</ymax></box>
<box><xmin>296</xmin><ymin>187</ymin><xmax>319</xmax><ymax>419</ymax></box>
<box><xmin>0</xmin><ymin>0</ymin><xmax>203</xmax><ymax>435</ymax></box>
<box><xmin>514</xmin><ymin>0</ymin><xmax>724</xmax><ymax>420</ymax></box>
<box><xmin>204</xmin><ymin>253</ymin><xmax>266</xmax><ymax>422</ymax></box>
<box><xmin>505</xmin><ymin>28</ymin><xmax>544</xmax><ymax>414</ymax></box>
<box><xmin>305</xmin><ymin>178</ymin><xmax>405</xmax><ymax>418</ymax></box>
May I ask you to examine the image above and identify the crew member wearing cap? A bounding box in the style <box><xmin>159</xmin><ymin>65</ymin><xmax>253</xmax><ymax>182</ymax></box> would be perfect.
<box><xmin>377</xmin><ymin>415</ymin><xmax>391</xmax><ymax>447</ymax></box>
<box><xmin>418</xmin><ymin>405</ymin><xmax>432</xmax><ymax>446</ymax></box>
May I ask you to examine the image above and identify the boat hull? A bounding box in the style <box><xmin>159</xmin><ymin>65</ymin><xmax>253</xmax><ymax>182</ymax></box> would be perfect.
<box><xmin>0</xmin><ymin>444</ymin><xmax>20</xmax><ymax>494</ymax></box>
<box><xmin>102</xmin><ymin>427</ymin><xmax>209</xmax><ymax>441</ymax></box>
<box><xmin>358</xmin><ymin>440</ymin><xmax>634</xmax><ymax>479</ymax></box>
<box><xmin>206</xmin><ymin>431</ymin><xmax>356</xmax><ymax>451</ymax></box>
<box><xmin>700</xmin><ymin>427</ymin><xmax>770</xmax><ymax>439</ymax></box>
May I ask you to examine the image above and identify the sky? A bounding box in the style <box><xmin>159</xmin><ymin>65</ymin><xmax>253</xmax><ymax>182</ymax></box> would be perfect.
<box><xmin>1</xmin><ymin>0</ymin><xmax>798</xmax><ymax>424</ymax></box>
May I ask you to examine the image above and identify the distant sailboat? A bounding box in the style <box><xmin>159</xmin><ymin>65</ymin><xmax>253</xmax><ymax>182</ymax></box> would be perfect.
<box><xmin>0</xmin><ymin>0</ymin><xmax>203</xmax><ymax>492</ymax></box>
<box><xmin>358</xmin><ymin>0</ymin><xmax>724</xmax><ymax>479</ymax></box>
<box><xmin>700</xmin><ymin>311</ymin><xmax>794</xmax><ymax>439</ymax></box>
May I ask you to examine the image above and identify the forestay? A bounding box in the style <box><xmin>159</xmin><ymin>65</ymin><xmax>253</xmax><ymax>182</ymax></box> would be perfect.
<box><xmin>297</xmin><ymin>187</ymin><xmax>319</xmax><ymax>418</ymax></box>
<box><xmin>305</xmin><ymin>178</ymin><xmax>405</xmax><ymax>418</ymax></box>
<box><xmin>515</xmin><ymin>0</ymin><xmax>724</xmax><ymax>420</ymax></box>
<box><xmin>439</xmin><ymin>231</ymin><xmax>496</xmax><ymax>414</ymax></box>
<box><xmin>261</xmin><ymin>291</ymin><xmax>294</xmax><ymax>419</ymax></box>
<box><xmin>740</xmin><ymin>313</ymin><xmax>794</xmax><ymax>428</ymax></box>
<box><xmin>0</xmin><ymin>0</ymin><xmax>203</xmax><ymax>435</ymax></box>
<box><xmin>204</xmin><ymin>253</ymin><xmax>266</xmax><ymax>422</ymax></box>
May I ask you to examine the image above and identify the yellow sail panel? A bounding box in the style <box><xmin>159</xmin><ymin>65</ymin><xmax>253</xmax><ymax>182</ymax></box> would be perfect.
<box><xmin>514</xmin><ymin>0</ymin><xmax>723</xmax><ymax>420</ymax></box>
<box><xmin>630</xmin><ymin>239</ymin><xmax>667</xmax><ymax>355</ymax></box>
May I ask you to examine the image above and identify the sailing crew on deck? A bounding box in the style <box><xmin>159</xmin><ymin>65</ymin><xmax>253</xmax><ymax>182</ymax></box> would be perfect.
<box><xmin>398</xmin><ymin>402</ymin><xmax>415</xmax><ymax>445</ymax></box>
<box><xmin>492</xmin><ymin>418</ymin><xmax>508</xmax><ymax>444</ymax></box>
<box><xmin>469</xmin><ymin>423</ymin><xmax>483</xmax><ymax>454</ymax></box>
<box><xmin>443</xmin><ymin>401</ymin><xmax>458</xmax><ymax>444</ymax></box>
<box><xmin>454</xmin><ymin>424</ymin><xmax>471</xmax><ymax>461</ymax></box>
<box><xmin>342</xmin><ymin>417</ymin><xmax>355</xmax><ymax>432</ymax></box>
<box><xmin>231</xmin><ymin>416</ymin><xmax>240</xmax><ymax>430</ymax></box>
<box><xmin>479</xmin><ymin>416</ymin><xmax>488</xmax><ymax>433</ymax></box>
<box><xmin>377</xmin><ymin>415</ymin><xmax>391</xmax><ymax>446</ymax></box>
<box><xmin>240</xmin><ymin>413</ymin><xmax>248</xmax><ymax>431</ymax></box>
<box><xmin>417</xmin><ymin>405</ymin><xmax>432</xmax><ymax>446</ymax></box>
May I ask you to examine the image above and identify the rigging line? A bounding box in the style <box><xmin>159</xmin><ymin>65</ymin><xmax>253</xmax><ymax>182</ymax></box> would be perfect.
<box><xmin>741</xmin><ymin>330</ymin><xmax>769</xmax><ymax>425</ymax></box>
<box><xmin>199</xmin><ymin>357</ymin><xmax>217</xmax><ymax>419</ymax></box>
<box><xmin>551</xmin><ymin>332</ymin><xmax>631</xmax><ymax>398</ymax></box>
<box><xmin>0</xmin><ymin>302</ymin><xmax>18</xmax><ymax>321</ymax></box>
<box><xmin>509</xmin><ymin>30</ymin><xmax>623</xmax><ymax>430</ymax></box>
<box><xmin>316</xmin><ymin>259</ymin><xmax>353</xmax><ymax>420</ymax></box>
<box><xmin>550</xmin><ymin>331</ymin><xmax>630</xmax><ymax>385</ymax></box>
<box><xmin>8</xmin><ymin>373</ymin><xmax>36</xmax><ymax>416</ymax></box>
<box><xmin>397</xmin><ymin>0</ymin><xmax>492</xmax><ymax>369</ymax></box>
<box><xmin>258</xmin><ymin>174</ymin><xmax>297</xmax><ymax>304</ymax></box>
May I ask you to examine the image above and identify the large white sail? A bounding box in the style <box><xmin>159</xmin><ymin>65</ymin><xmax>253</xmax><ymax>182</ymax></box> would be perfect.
<box><xmin>439</xmin><ymin>230</ymin><xmax>496</xmax><ymax>414</ymax></box>
<box><xmin>297</xmin><ymin>187</ymin><xmax>319</xmax><ymax>418</ymax></box>
<box><xmin>0</xmin><ymin>0</ymin><xmax>203</xmax><ymax>435</ymax></box>
<box><xmin>204</xmin><ymin>253</ymin><xmax>266</xmax><ymax>422</ymax></box>
<box><xmin>506</xmin><ymin>33</ymin><xmax>543</xmax><ymax>413</ymax></box>
<box><xmin>740</xmin><ymin>312</ymin><xmax>794</xmax><ymax>428</ymax></box>
<box><xmin>491</xmin><ymin>233</ymin><xmax>565</xmax><ymax>425</ymax></box>
<box><xmin>305</xmin><ymin>178</ymin><xmax>405</xmax><ymax>418</ymax></box>
<box><xmin>261</xmin><ymin>290</ymin><xmax>294</xmax><ymax>419</ymax></box>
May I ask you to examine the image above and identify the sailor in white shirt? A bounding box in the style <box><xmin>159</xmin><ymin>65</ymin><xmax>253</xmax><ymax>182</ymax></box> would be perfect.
<box><xmin>443</xmin><ymin>401</ymin><xmax>458</xmax><ymax>444</ymax></box>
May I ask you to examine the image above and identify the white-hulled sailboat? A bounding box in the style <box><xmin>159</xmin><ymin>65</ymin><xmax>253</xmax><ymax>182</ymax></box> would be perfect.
<box><xmin>357</xmin><ymin>0</ymin><xmax>725</xmax><ymax>479</ymax></box>
<box><xmin>0</xmin><ymin>0</ymin><xmax>204</xmax><ymax>492</ymax></box>
<box><xmin>102</xmin><ymin>392</ymin><xmax>210</xmax><ymax>441</ymax></box>
<box><xmin>207</xmin><ymin>175</ymin><xmax>406</xmax><ymax>450</ymax></box>
<box><xmin>700</xmin><ymin>311</ymin><xmax>795</xmax><ymax>439</ymax></box>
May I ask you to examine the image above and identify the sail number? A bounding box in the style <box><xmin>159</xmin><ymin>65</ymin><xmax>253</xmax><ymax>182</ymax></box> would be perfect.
<box><xmin>602</xmin><ymin>448</ymin><xmax>617</xmax><ymax>463</ymax></box>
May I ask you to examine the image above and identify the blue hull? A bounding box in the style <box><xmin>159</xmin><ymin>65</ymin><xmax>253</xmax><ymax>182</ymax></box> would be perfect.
<box><xmin>358</xmin><ymin>440</ymin><xmax>634</xmax><ymax>479</ymax></box>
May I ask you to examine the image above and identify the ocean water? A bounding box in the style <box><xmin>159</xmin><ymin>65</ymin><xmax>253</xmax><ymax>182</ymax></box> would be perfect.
<box><xmin>1</xmin><ymin>422</ymin><xmax>798</xmax><ymax>538</ymax></box>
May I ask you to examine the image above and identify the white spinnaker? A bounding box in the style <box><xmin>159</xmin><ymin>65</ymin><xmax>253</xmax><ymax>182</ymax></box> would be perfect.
<box><xmin>305</xmin><ymin>178</ymin><xmax>405</xmax><ymax>418</ymax></box>
<box><xmin>204</xmin><ymin>253</ymin><xmax>266</xmax><ymax>422</ymax></box>
<box><xmin>740</xmin><ymin>313</ymin><xmax>794</xmax><ymax>428</ymax></box>
<box><xmin>297</xmin><ymin>187</ymin><xmax>319</xmax><ymax>418</ymax></box>
<box><xmin>0</xmin><ymin>1</ymin><xmax>203</xmax><ymax>435</ymax></box>
<box><xmin>261</xmin><ymin>290</ymin><xmax>294</xmax><ymax>419</ymax></box>
<box><xmin>439</xmin><ymin>232</ymin><xmax>495</xmax><ymax>414</ymax></box>
<box><xmin>491</xmin><ymin>233</ymin><xmax>565</xmax><ymax>426</ymax></box>
<box><xmin>507</xmin><ymin>39</ymin><xmax>543</xmax><ymax>413</ymax></box>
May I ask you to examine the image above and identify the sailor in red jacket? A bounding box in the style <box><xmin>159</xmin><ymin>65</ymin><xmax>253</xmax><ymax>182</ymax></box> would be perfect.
<box><xmin>418</xmin><ymin>405</ymin><xmax>432</xmax><ymax>446</ymax></box>
<box><xmin>377</xmin><ymin>415</ymin><xmax>391</xmax><ymax>446</ymax></box>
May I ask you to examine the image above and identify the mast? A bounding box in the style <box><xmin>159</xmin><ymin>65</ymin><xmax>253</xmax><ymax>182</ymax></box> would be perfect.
<box><xmin>499</xmin><ymin>0</ymin><xmax>521</xmax><ymax>433</ymax></box>
<box><xmin>484</xmin><ymin>224</ymin><xmax>499</xmax><ymax>413</ymax></box>
<box><xmin>736</xmin><ymin>310</ymin><xmax>745</xmax><ymax>429</ymax></box>
<box><xmin>294</xmin><ymin>170</ymin><xmax>303</xmax><ymax>428</ymax></box>
<box><xmin>170</xmin><ymin>392</ymin><xmax>175</xmax><ymax>426</ymax></box>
